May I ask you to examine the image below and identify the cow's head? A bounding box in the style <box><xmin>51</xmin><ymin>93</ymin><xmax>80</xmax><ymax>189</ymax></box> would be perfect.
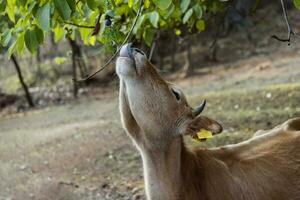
<box><xmin>116</xmin><ymin>44</ymin><xmax>222</xmax><ymax>148</ymax></box>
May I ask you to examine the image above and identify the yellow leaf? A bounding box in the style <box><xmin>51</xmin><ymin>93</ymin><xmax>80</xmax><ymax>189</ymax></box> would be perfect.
<box><xmin>128</xmin><ymin>0</ymin><xmax>134</xmax><ymax>8</ymax></box>
<box><xmin>196</xmin><ymin>129</ymin><xmax>213</xmax><ymax>139</ymax></box>
<box><xmin>89</xmin><ymin>35</ymin><xmax>96</xmax><ymax>45</ymax></box>
<box><xmin>191</xmin><ymin>129</ymin><xmax>213</xmax><ymax>142</ymax></box>
<box><xmin>144</xmin><ymin>0</ymin><xmax>150</xmax><ymax>8</ymax></box>
<box><xmin>115</xmin><ymin>0</ymin><xmax>123</xmax><ymax>5</ymax></box>
<box><xmin>79</xmin><ymin>28</ymin><xmax>90</xmax><ymax>45</ymax></box>
<box><xmin>196</xmin><ymin>20</ymin><xmax>205</xmax><ymax>31</ymax></box>
<box><xmin>174</xmin><ymin>29</ymin><xmax>181</xmax><ymax>36</ymax></box>
<box><xmin>53</xmin><ymin>26</ymin><xmax>65</xmax><ymax>42</ymax></box>
<box><xmin>6</xmin><ymin>0</ymin><xmax>16</xmax><ymax>22</ymax></box>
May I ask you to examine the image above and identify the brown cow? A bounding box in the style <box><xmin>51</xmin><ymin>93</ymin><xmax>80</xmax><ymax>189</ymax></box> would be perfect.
<box><xmin>116</xmin><ymin>44</ymin><xmax>300</xmax><ymax>200</ymax></box>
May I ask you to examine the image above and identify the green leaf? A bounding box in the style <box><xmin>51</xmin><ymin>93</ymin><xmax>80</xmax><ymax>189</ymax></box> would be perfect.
<box><xmin>115</xmin><ymin>4</ymin><xmax>129</xmax><ymax>15</ymax></box>
<box><xmin>196</xmin><ymin>19</ymin><xmax>205</xmax><ymax>31</ymax></box>
<box><xmin>54</xmin><ymin>56</ymin><xmax>67</xmax><ymax>65</ymax></box>
<box><xmin>105</xmin><ymin>10</ymin><xmax>114</xmax><ymax>17</ymax></box>
<box><xmin>148</xmin><ymin>11</ymin><xmax>159</xmax><ymax>28</ymax></box>
<box><xmin>31</xmin><ymin>3</ymin><xmax>39</xmax><ymax>16</ymax></box>
<box><xmin>5</xmin><ymin>0</ymin><xmax>16</xmax><ymax>22</ymax></box>
<box><xmin>1</xmin><ymin>30</ymin><xmax>11</xmax><ymax>47</ymax></box>
<box><xmin>99</xmin><ymin>28</ymin><xmax>112</xmax><ymax>44</ymax></box>
<box><xmin>183</xmin><ymin>8</ymin><xmax>193</xmax><ymax>24</ymax></box>
<box><xmin>53</xmin><ymin>26</ymin><xmax>65</xmax><ymax>42</ymax></box>
<box><xmin>180</xmin><ymin>0</ymin><xmax>190</xmax><ymax>13</ymax></box>
<box><xmin>7</xmin><ymin>33</ymin><xmax>25</xmax><ymax>57</ymax></box>
<box><xmin>294</xmin><ymin>0</ymin><xmax>300</xmax><ymax>9</ymax></box>
<box><xmin>144</xmin><ymin>0</ymin><xmax>150</xmax><ymax>8</ymax></box>
<box><xmin>79</xmin><ymin>28</ymin><xmax>90</xmax><ymax>45</ymax></box>
<box><xmin>99</xmin><ymin>21</ymin><xmax>106</xmax><ymax>35</ymax></box>
<box><xmin>115</xmin><ymin>0</ymin><xmax>123</xmax><ymax>6</ymax></box>
<box><xmin>153</xmin><ymin>0</ymin><xmax>171</xmax><ymax>10</ymax></box>
<box><xmin>87</xmin><ymin>0</ymin><xmax>101</xmax><ymax>10</ymax></box>
<box><xmin>89</xmin><ymin>35</ymin><xmax>96</xmax><ymax>45</ymax></box>
<box><xmin>128</xmin><ymin>0</ymin><xmax>134</xmax><ymax>8</ymax></box>
<box><xmin>193</xmin><ymin>5</ymin><xmax>202</xmax><ymax>19</ymax></box>
<box><xmin>16</xmin><ymin>33</ymin><xmax>25</xmax><ymax>53</ymax></box>
<box><xmin>36</xmin><ymin>3</ymin><xmax>50</xmax><ymax>31</ymax></box>
<box><xmin>0</xmin><ymin>0</ymin><xmax>7</xmax><ymax>12</ymax></box>
<box><xmin>34</xmin><ymin>26</ymin><xmax>44</xmax><ymax>44</ymax></box>
<box><xmin>160</xmin><ymin>3</ymin><xmax>174</xmax><ymax>19</ymax></box>
<box><xmin>174</xmin><ymin>28</ymin><xmax>181</xmax><ymax>36</ymax></box>
<box><xmin>143</xmin><ymin>27</ymin><xmax>155</xmax><ymax>46</ymax></box>
<box><xmin>25</xmin><ymin>29</ymin><xmax>39</xmax><ymax>53</ymax></box>
<box><xmin>133</xmin><ymin>14</ymin><xmax>145</xmax><ymax>34</ymax></box>
<box><xmin>53</xmin><ymin>0</ymin><xmax>71</xmax><ymax>20</ymax></box>
<box><xmin>7</xmin><ymin>41</ymin><xmax>17</xmax><ymax>57</ymax></box>
<box><xmin>18</xmin><ymin>0</ymin><xmax>27</xmax><ymax>7</ymax></box>
<box><xmin>66</xmin><ymin>0</ymin><xmax>76</xmax><ymax>11</ymax></box>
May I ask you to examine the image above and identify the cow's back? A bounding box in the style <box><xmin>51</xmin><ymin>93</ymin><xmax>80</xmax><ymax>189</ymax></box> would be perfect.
<box><xmin>204</xmin><ymin>118</ymin><xmax>300</xmax><ymax>200</ymax></box>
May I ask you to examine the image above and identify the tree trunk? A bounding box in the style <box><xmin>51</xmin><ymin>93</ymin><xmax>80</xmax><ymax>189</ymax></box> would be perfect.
<box><xmin>67</xmin><ymin>37</ymin><xmax>87</xmax><ymax>78</ymax></box>
<box><xmin>50</xmin><ymin>32</ymin><xmax>58</xmax><ymax>54</ymax></box>
<box><xmin>210</xmin><ymin>43</ymin><xmax>218</xmax><ymax>62</ymax></box>
<box><xmin>67</xmin><ymin>37</ymin><xmax>79</xmax><ymax>98</ymax></box>
<box><xmin>183</xmin><ymin>45</ymin><xmax>193</xmax><ymax>77</ymax></box>
<box><xmin>71</xmin><ymin>50</ymin><xmax>78</xmax><ymax>98</ymax></box>
<box><xmin>36</xmin><ymin>46</ymin><xmax>42</xmax><ymax>79</ymax></box>
<box><xmin>170</xmin><ymin>34</ymin><xmax>177</xmax><ymax>71</ymax></box>
<box><xmin>11</xmin><ymin>54</ymin><xmax>34</xmax><ymax>107</ymax></box>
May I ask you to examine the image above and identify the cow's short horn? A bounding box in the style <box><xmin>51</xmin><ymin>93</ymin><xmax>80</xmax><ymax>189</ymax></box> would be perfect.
<box><xmin>192</xmin><ymin>99</ymin><xmax>206</xmax><ymax>116</ymax></box>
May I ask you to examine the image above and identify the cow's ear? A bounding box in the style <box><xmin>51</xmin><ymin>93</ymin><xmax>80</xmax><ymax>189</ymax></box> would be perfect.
<box><xmin>186</xmin><ymin>116</ymin><xmax>223</xmax><ymax>135</ymax></box>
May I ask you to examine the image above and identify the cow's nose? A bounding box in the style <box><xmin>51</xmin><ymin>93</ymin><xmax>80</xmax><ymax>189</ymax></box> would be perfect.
<box><xmin>119</xmin><ymin>43</ymin><xmax>134</xmax><ymax>59</ymax></box>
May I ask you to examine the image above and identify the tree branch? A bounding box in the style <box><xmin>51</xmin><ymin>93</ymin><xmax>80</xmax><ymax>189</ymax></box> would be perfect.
<box><xmin>149</xmin><ymin>31</ymin><xmax>159</xmax><ymax>61</ymax></box>
<box><xmin>76</xmin><ymin>0</ymin><xmax>144</xmax><ymax>82</ymax></box>
<box><xmin>62</xmin><ymin>21</ymin><xmax>94</xmax><ymax>29</ymax></box>
<box><xmin>271</xmin><ymin>0</ymin><xmax>300</xmax><ymax>45</ymax></box>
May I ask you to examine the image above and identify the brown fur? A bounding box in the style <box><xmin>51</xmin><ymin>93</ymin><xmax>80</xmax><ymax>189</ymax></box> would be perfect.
<box><xmin>116</xmin><ymin>50</ymin><xmax>300</xmax><ymax>200</ymax></box>
<box><xmin>182</xmin><ymin>119</ymin><xmax>300</xmax><ymax>200</ymax></box>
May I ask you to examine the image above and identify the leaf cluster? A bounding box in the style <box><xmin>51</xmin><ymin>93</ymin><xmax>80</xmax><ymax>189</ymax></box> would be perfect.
<box><xmin>0</xmin><ymin>0</ymin><xmax>299</xmax><ymax>56</ymax></box>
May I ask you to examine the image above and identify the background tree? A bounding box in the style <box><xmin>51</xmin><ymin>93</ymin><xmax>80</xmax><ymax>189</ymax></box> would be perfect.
<box><xmin>1</xmin><ymin>0</ymin><xmax>299</xmax><ymax>82</ymax></box>
<box><xmin>0</xmin><ymin>14</ymin><xmax>35</xmax><ymax>107</ymax></box>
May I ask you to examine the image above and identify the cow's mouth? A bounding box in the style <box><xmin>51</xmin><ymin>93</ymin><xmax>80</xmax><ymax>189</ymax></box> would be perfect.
<box><xmin>119</xmin><ymin>43</ymin><xmax>147</xmax><ymax>60</ymax></box>
<box><xmin>116</xmin><ymin>43</ymin><xmax>147</xmax><ymax>77</ymax></box>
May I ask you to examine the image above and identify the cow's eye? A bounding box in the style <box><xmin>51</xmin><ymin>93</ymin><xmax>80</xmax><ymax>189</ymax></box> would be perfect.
<box><xmin>172</xmin><ymin>89</ymin><xmax>180</xmax><ymax>101</ymax></box>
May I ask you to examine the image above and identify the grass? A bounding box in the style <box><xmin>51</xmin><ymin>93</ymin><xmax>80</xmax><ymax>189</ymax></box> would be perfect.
<box><xmin>0</xmin><ymin>68</ymin><xmax>299</xmax><ymax>199</ymax></box>
<box><xmin>187</xmin><ymin>82</ymin><xmax>300</xmax><ymax>147</ymax></box>
<box><xmin>0</xmin><ymin>59</ymin><xmax>72</xmax><ymax>94</ymax></box>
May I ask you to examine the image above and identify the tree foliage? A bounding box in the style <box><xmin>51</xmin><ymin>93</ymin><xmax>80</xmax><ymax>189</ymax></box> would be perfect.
<box><xmin>0</xmin><ymin>0</ymin><xmax>226</xmax><ymax>56</ymax></box>
<box><xmin>0</xmin><ymin>0</ymin><xmax>299</xmax><ymax>57</ymax></box>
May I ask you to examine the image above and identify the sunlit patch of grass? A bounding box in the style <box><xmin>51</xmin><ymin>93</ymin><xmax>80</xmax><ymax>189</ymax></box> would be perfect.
<box><xmin>1</xmin><ymin>59</ymin><xmax>73</xmax><ymax>94</ymax></box>
<box><xmin>3</xmin><ymin>76</ymin><xmax>20</xmax><ymax>93</ymax></box>
<box><xmin>186</xmin><ymin>82</ymin><xmax>300</xmax><ymax>147</ymax></box>
<box><xmin>265</xmin><ymin>82</ymin><xmax>300</xmax><ymax>90</ymax></box>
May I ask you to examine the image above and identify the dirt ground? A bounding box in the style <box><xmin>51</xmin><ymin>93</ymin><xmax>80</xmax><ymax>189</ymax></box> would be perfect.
<box><xmin>1</xmin><ymin>43</ymin><xmax>300</xmax><ymax>199</ymax></box>
<box><xmin>1</xmin><ymin>4</ymin><xmax>300</xmax><ymax>198</ymax></box>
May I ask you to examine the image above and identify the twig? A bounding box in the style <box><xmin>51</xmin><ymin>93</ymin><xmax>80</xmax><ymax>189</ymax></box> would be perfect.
<box><xmin>62</xmin><ymin>21</ymin><xmax>94</xmax><ymax>29</ymax></box>
<box><xmin>271</xmin><ymin>0</ymin><xmax>300</xmax><ymax>45</ymax></box>
<box><xmin>76</xmin><ymin>0</ymin><xmax>144</xmax><ymax>82</ymax></box>
<box><xmin>92</xmin><ymin>14</ymin><xmax>102</xmax><ymax>35</ymax></box>
<box><xmin>59</xmin><ymin>181</ymin><xmax>79</xmax><ymax>188</ymax></box>
<box><xmin>149</xmin><ymin>31</ymin><xmax>159</xmax><ymax>61</ymax></box>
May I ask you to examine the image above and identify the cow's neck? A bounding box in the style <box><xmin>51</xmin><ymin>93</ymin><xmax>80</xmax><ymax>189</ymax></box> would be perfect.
<box><xmin>139</xmin><ymin>137</ymin><xmax>184</xmax><ymax>200</ymax></box>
